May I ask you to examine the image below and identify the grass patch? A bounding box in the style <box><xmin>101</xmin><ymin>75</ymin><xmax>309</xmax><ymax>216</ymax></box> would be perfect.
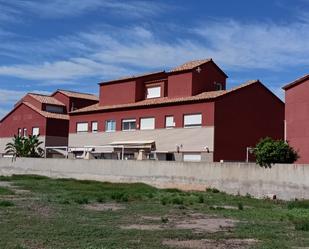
<box><xmin>288</xmin><ymin>200</ymin><xmax>309</xmax><ymax>209</ymax></box>
<box><xmin>0</xmin><ymin>186</ymin><xmax>14</xmax><ymax>195</ymax></box>
<box><xmin>0</xmin><ymin>200</ymin><xmax>14</xmax><ymax>207</ymax></box>
<box><xmin>0</xmin><ymin>174</ymin><xmax>308</xmax><ymax>249</ymax></box>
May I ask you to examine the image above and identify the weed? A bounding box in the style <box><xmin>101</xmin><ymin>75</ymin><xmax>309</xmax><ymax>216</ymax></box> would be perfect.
<box><xmin>161</xmin><ymin>197</ymin><xmax>168</xmax><ymax>205</ymax></box>
<box><xmin>0</xmin><ymin>187</ymin><xmax>14</xmax><ymax>195</ymax></box>
<box><xmin>161</xmin><ymin>217</ymin><xmax>169</xmax><ymax>223</ymax></box>
<box><xmin>198</xmin><ymin>194</ymin><xmax>204</xmax><ymax>203</ymax></box>
<box><xmin>288</xmin><ymin>200</ymin><xmax>309</xmax><ymax>209</ymax></box>
<box><xmin>172</xmin><ymin>196</ymin><xmax>184</xmax><ymax>205</ymax></box>
<box><xmin>238</xmin><ymin>202</ymin><xmax>244</xmax><ymax>210</ymax></box>
<box><xmin>96</xmin><ymin>196</ymin><xmax>106</xmax><ymax>203</ymax></box>
<box><xmin>293</xmin><ymin>219</ymin><xmax>309</xmax><ymax>231</ymax></box>
<box><xmin>74</xmin><ymin>197</ymin><xmax>89</xmax><ymax>204</ymax></box>
<box><xmin>206</xmin><ymin>188</ymin><xmax>220</xmax><ymax>193</ymax></box>
<box><xmin>0</xmin><ymin>200</ymin><xmax>14</xmax><ymax>207</ymax></box>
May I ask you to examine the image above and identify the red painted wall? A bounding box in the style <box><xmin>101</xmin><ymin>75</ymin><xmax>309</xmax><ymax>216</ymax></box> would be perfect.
<box><xmin>0</xmin><ymin>104</ymin><xmax>47</xmax><ymax>137</ymax></box>
<box><xmin>46</xmin><ymin>118</ymin><xmax>69</xmax><ymax>137</ymax></box>
<box><xmin>100</xmin><ymin>80</ymin><xmax>137</xmax><ymax>106</ymax></box>
<box><xmin>69</xmin><ymin>101</ymin><xmax>215</xmax><ymax>133</ymax></box>
<box><xmin>192</xmin><ymin>62</ymin><xmax>227</xmax><ymax>95</ymax></box>
<box><xmin>53</xmin><ymin>92</ymin><xmax>98</xmax><ymax>112</ymax></box>
<box><xmin>285</xmin><ymin>78</ymin><xmax>309</xmax><ymax>163</ymax></box>
<box><xmin>213</xmin><ymin>82</ymin><xmax>284</xmax><ymax>162</ymax></box>
<box><xmin>167</xmin><ymin>72</ymin><xmax>193</xmax><ymax>97</ymax></box>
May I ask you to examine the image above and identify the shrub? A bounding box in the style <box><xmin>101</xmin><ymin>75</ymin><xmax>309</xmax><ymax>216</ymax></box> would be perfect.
<box><xmin>293</xmin><ymin>219</ymin><xmax>309</xmax><ymax>231</ymax></box>
<box><xmin>206</xmin><ymin>188</ymin><xmax>220</xmax><ymax>193</ymax></box>
<box><xmin>0</xmin><ymin>200</ymin><xmax>14</xmax><ymax>207</ymax></box>
<box><xmin>172</xmin><ymin>196</ymin><xmax>184</xmax><ymax>205</ymax></box>
<box><xmin>238</xmin><ymin>202</ymin><xmax>244</xmax><ymax>210</ymax></box>
<box><xmin>288</xmin><ymin>200</ymin><xmax>309</xmax><ymax>209</ymax></box>
<box><xmin>74</xmin><ymin>197</ymin><xmax>89</xmax><ymax>204</ymax></box>
<box><xmin>161</xmin><ymin>217</ymin><xmax>169</xmax><ymax>223</ymax></box>
<box><xmin>254</xmin><ymin>137</ymin><xmax>299</xmax><ymax>168</ymax></box>
<box><xmin>198</xmin><ymin>195</ymin><xmax>204</xmax><ymax>203</ymax></box>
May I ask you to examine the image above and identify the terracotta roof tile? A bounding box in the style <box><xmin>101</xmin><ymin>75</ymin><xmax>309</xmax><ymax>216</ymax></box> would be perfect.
<box><xmin>23</xmin><ymin>102</ymin><xmax>69</xmax><ymax>120</ymax></box>
<box><xmin>56</xmin><ymin>89</ymin><xmax>99</xmax><ymax>101</ymax></box>
<box><xmin>28</xmin><ymin>93</ymin><xmax>65</xmax><ymax>106</ymax></box>
<box><xmin>282</xmin><ymin>74</ymin><xmax>309</xmax><ymax>90</ymax></box>
<box><xmin>71</xmin><ymin>80</ymin><xmax>259</xmax><ymax>114</ymax></box>
<box><xmin>170</xmin><ymin>59</ymin><xmax>212</xmax><ymax>72</ymax></box>
<box><xmin>100</xmin><ymin>71</ymin><xmax>166</xmax><ymax>84</ymax></box>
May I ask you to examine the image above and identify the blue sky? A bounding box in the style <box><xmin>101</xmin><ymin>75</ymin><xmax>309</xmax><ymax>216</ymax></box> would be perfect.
<box><xmin>0</xmin><ymin>0</ymin><xmax>308</xmax><ymax>118</ymax></box>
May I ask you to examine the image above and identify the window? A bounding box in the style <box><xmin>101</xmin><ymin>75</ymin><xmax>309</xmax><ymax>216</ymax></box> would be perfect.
<box><xmin>184</xmin><ymin>114</ymin><xmax>202</xmax><ymax>128</ymax></box>
<box><xmin>18</xmin><ymin>128</ymin><xmax>22</xmax><ymax>136</ymax></box>
<box><xmin>146</xmin><ymin>86</ymin><xmax>161</xmax><ymax>99</ymax></box>
<box><xmin>76</xmin><ymin>122</ymin><xmax>88</xmax><ymax>133</ymax></box>
<box><xmin>46</xmin><ymin>105</ymin><xmax>64</xmax><ymax>113</ymax></box>
<box><xmin>23</xmin><ymin>128</ymin><xmax>27</xmax><ymax>137</ymax></box>
<box><xmin>91</xmin><ymin>122</ymin><xmax>98</xmax><ymax>133</ymax></box>
<box><xmin>165</xmin><ymin>116</ymin><xmax>175</xmax><ymax>128</ymax></box>
<box><xmin>105</xmin><ymin>120</ymin><xmax>116</xmax><ymax>132</ymax></box>
<box><xmin>183</xmin><ymin>153</ymin><xmax>202</xmax><ymax>162</ymax></box>
<box><xmin>32</xmin><ymin>127</ymin><xmax>40</xmax><ymax>136</ymax></box>
<box><xmin>140</xmin><ymin>117</ymin><xmax>155</xmax><ymax>130</ymax></box>
<box><xmin>215</xmin><ymin>82</ymin><xmax>223</xmax><ymax>90</ymax></box>
<box><xmin>122</xmin><ymin>119</ymin><xmax>136</xmax><ymax>131</ymax></box>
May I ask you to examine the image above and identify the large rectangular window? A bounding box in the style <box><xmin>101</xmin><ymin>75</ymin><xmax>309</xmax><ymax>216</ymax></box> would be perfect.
<box><xmin>146</xmin><ymin>86</ymin><xmax>161</xmax><ymax>99</ymax></box>
<box><xmin>184</xmin><ymin>114</ymin><xmax>202</xmax><ymax>128</ymax></box>
<box><xmin>140</xmin><ymin>117</ymin><xmax>155</xmax><ymax>130</ymax></box>
<box><xmin>122</xmin><ymin>119</ymin><xmax>136</xmax><ymax>131</ymax></box>
<box><xmin>76</xmin><ymin>122</ymin><xmax>88</xmax><ymax>133</ymax></box>
<box><xmin>165</xmin><ymin>116</ymin><xmax>175</xmax><ymax>128</ymax></box>
<box><xmin>32</xmin><ymin>127</ymin><xmax>40</xmax><ymax>136</ymax></box>
<box><xmin>105</xmin><ymin>120</ymin><xmax>116</xmax><ymax>132</ymax></box>
<box><xmin>46</xmin><ymin>105</ymin><xmax>64</xmax><ymax>113</ymax></box>
<box><xmin>91</xmin><ymin>122</ymin><xmax>98</xmax><ymax>133</ymax></box>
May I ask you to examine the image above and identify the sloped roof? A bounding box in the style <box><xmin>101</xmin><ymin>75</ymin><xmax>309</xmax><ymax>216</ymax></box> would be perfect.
<box><xmin>282</xmin><ymin>74</ymin><xmax>309</xmax><ymax>90</ymax></box>
<box><xmin>28</xmin><ymin>93</ymin><xmax>65</xmax><ymax>106</ymax></box>
<box><xmin>99</xmin><ymin>71</ymin><xmax>166</xmax><ymax>85</ymax></box>
<box><xmin>0</xmin><ymin>101</ymin><xmax>69</xmax><ymax>123</ymax></box>
<box><xmin>55</xmin><ymin>89</ymin><xmax>99</xmax><ymax>101</ymax></box>
<box><xmin>71</xmin><ymin>80</ymin><xmax>259</xmax><ymax>114</ymax></box>
<box><xmin>170</xmin><ymin>59</ymin><xmax>212</xmax><ymax>72</ymax></box>
<box><xmin>23</xmin><ymin>102</ymin><xmax>69</xmax><ymax>120</ymax></box>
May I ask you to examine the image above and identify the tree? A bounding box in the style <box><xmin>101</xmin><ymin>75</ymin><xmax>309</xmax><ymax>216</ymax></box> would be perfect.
<box><xmin>5</xmin><ymin>135</ymin><xmax>44</xmax><ymax>158</ymax></box>
<box><xmin>254</xmin><ymin>137</ymin><xmax>299</xmax><ymax>168</ymax></box>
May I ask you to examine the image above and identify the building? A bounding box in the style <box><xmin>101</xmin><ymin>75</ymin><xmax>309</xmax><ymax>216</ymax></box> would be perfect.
<box><xmin>0</xmin><ymin>90</ymin><xmax>98</xmax><ymax>156</ymax></box>
<box><xmin>283</xmin><ymin>74</ymin><xmax>309</xmax><ymax>164</ymax></box>
<box><xmin>69</xmin><ymin>59</ymin><xmax>284</xmax><ymax>162</ymax></box>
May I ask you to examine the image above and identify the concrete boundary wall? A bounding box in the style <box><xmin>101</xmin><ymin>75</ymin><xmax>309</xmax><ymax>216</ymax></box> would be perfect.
<box><xmin>0</xmin><ymin>158</ymin><xmax>308</xmax><ymax>200</ymax></box>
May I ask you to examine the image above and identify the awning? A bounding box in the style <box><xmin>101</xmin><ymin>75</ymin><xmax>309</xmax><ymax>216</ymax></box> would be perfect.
<box><xmin>110</xmin><ymin>140</ymin><xmax>156</xmax><ymax>150</ymax></box>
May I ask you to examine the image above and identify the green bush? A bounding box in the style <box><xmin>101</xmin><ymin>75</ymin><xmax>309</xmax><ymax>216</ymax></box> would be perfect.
<box><xmin>254</xmin><ymin>137</ymin><xmax>299</xmax><ymax>168</ymax></box>
<box><xmin>0</xmin><ymin>200</ymin><xmax>14</xmax><ymax>207</ymax></box>
<box><xmin>293</xmin><ymin>219</ymin><xmax>309</xmax><ymax>231</ymax></box>
<box><xmin>288</xmin><ymin>200</ymin><xmax>309</xmax><ymax>209</ymax></box>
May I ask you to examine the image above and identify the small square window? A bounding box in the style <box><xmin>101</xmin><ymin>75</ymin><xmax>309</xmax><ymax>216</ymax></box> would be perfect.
<box><xmin>32</xmin><ymin>127</ymin><xmax>40</xmax><ymax>136</ymax></box>
<box><xmin>146</xmin><ymin>86</ymin><xmax>161</xmax><ymax>99</ymax></box>
<box><xmin>165</xmin><ymin>116</ymin><xmax>175</xmax><ymax>128</ymax></box>
<box><xmin>76</xmin><ymin>122</ymin><xmax>88</xmax><ymax>133</ymax></box>
<box><xmin>105</xmin><ymin>120</ymin><xmax>116</xmax><ymax>132</ymax></box>
<box><xmin>122</xmin><ymin>119</ymin><xmax>136</xmax><ymax>131</ymax></box>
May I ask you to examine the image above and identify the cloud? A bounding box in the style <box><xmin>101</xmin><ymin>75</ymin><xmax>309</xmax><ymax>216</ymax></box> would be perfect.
<box><xmin>4</xmin><ymin>0</ymin><xmax>164</xmax><ymax>19</ymax></box>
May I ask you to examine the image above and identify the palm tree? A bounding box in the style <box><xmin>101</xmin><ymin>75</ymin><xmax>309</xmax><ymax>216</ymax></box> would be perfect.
<box><xmin>5</xmin><ymin>135</ymin><xmax>44</xmax><ymax>158</ymax></box>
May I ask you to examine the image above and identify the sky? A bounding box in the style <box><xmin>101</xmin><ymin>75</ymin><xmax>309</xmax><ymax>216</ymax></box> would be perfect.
<box><xmin>0</xmin><ymin>0</ymin><xmax>308</xmax><ymax>118</ymax></box>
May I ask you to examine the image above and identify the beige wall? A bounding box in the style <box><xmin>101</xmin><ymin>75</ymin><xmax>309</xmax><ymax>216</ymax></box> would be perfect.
<box><xmin>69</xmin><ymin>127</ymin><xmax>214</xmax><ymax>152</ymax></box>
<box><xmin>0</xmin><ymin>158</ymin><xmax>308</xmax><ymax>200</ymax></box>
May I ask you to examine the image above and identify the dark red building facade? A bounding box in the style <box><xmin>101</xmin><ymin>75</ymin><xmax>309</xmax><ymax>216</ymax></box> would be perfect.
<box><xmin>283</xmin><ymin>74</ymin><xmax>309</xmax><ymax>164</ymax></box>
<box><xmin>69</xmin><ymin>59</ymin><xmax>284</xmax><ymax>162</ymax></box>
<box><xmin>0</xmin><ymin>90</ymin><xmax>98</xmax><ymax>156</ymax></box>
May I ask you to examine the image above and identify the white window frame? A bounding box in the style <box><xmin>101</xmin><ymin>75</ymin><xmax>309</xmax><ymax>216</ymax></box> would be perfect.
<box><xmin>23</xmin><ymin>128</ymin><xmax>27</xmax><ymax>137</ymax></box>
<box><xmin>76</xmin><ymin>122</ymin><xmax>88</xmax><ymax>133</ymax></box>
<box><xmin>32</xmin><ymin>127</ymin><xmax>40</xmax><ymax>136</ymax></box>
<box><xmin>165</xmin><ymin>116</ymin><xmax>175</xmax><ymax>129</ymax></box>
<box><xmin>184</xmin><ymin>114</ymin><xmax>202</xmax><ymax>128</ymax></box>
<box><xmin>91</xmin><ymin>122</ymin><xmax>98</xmax><ymax>133</ymax></box>
<box><xmin>122</xmin><ymin>119</ymin><xmax>136</xmax><ymax>131</ymax></box>
<box><xmin>140</xmin><ymin>117</ymin><xmax>155</xmax><ymax>130</ymax></box>
<box><xmin>146</xmin><ymin>86</ymin><xmax>161</xmax><ymax>99</ymax></box>
<box><xmin>18</xmin><ymin>128</ymin><xmax>22</xmax><ymax>136</ymax></box>
<box><xmin>105</xmin><ymin>120</ymin><xmax>116</xmax><ymax>132</ymax></box>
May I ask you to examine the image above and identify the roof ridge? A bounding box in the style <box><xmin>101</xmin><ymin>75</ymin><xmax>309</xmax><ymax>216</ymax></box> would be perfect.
<box><xmin>57</xmin><ymin>89</ymin><xmax>97</xmax><ymax>96</ymax></box>
<box><xmin>282</xmin><ymin>74</ymin><xmax>309</xmax><ymax>90</ymax></box>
